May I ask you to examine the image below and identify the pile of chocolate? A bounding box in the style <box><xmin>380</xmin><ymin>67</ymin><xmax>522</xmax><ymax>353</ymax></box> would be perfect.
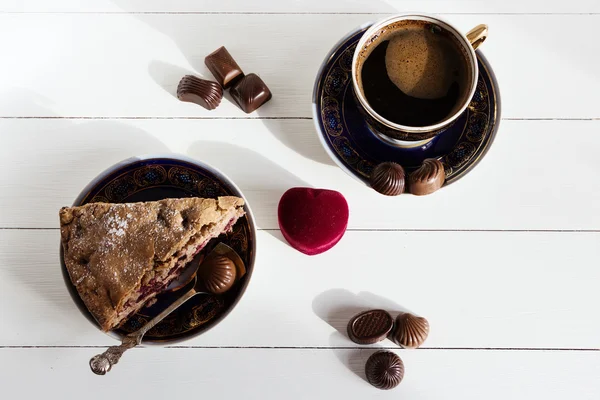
<box><xmin>170</xmin><ymin>44</ymin><xmax>432</xmax><ymax>393</ymax></box>
<box><xmin>347</xmin><ymin>310</ymin><xmax>429</xmax><ymax>390</ymax></box>
<box><xmin>177</xmin><ymin>46</ymin><xmax>272</xmax><ymax>113</ymax></box>
<box><xmin>370</xmin><ymin>158</ymin><xmax>446</xmax><ymax>196</ymax></box>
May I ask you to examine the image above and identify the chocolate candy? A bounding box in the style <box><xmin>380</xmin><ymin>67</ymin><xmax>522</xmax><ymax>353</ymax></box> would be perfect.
<box><xmin>408</xmin><ymin>158</ymin><xmax>446</xmax><ymax>195</ymax></box>
<box><xmin>370</xmin><ymin>162</ymin><xmax>405</xmax><ymax>196</ymax></box>
<box><xmin>205</xmin><ymin>46</ymin><xmax>244</xmax><ymax>89</ymax></box>
<box><xmin>365</xmin><ymin>351</ymin><xmax>404</xmax><ymax>390</ymax></box>
<box><xmin>177</xmin><ymin>75</ymin><xmax>223</xmax><ymax>110</ymax></box>
<box><xmin>230</xmin><ymin>73</ymin><xmax>272</xmax><ymax>114</ymax></box>
<box><xmin>392</xmin><ymin>312</ymin><xmax>429</xmax><ymax>349</ymax></box>
<box><xmin>347</xmin><ymin>309</ymin><xmax>393</xmax><ymax>344</ymax></box>
<box><xmin>198</xmin><ymin>255</ymin><xmax>236</xmax><ymax>294</ymax></box>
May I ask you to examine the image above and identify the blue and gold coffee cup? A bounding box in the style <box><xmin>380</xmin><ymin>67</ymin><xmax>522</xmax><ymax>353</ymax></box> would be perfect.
<box><xmin>352</xmin><ymin>14</ymin><xmax>488</xmax><ymax>148</ymax></box>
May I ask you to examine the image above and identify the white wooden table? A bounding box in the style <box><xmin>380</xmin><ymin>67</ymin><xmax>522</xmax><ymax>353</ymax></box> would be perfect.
<box><xmin>1</xmin><ymin>1</ymin><xmax>599</xmax><ymax>398</ymax></box>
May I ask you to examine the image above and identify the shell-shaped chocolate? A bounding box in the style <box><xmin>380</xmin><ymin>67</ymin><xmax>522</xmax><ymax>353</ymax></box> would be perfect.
<box><xmin>177</xmin><ymin>75</ymin><xmax>223</xmax><ymax>110</ymax></box>
<box><xmin>198</xmin><ymin>255</ymin><xmax>236</xmax><ymax>294</ymax></box>
<box><xmin>365</xmin><ymin>351</ymin><xmax>404</xmax><ymax>390</ymax></box>
<box><xmin>370</xmin><ymin>162</ymin><xmax>405</xmax><ymax>196</ymax></box>
<box><xmin>408</xmin><ymin>158</ymin><xmax>445</xmax><ymax>196</ymax></box>
<box><xmin>230</xmin><ymin>73</ymin><xmax>272</xmax><ymax>114</ymax></box>
<box><xmin>347</xmin><ymin>309</ymin><xmax>394</xmax><ymax>345</ymax></box>
<box><xmin>393</xmin><ymin>312</ymin><xmax>429</xmax><ymax>349</ymax></box>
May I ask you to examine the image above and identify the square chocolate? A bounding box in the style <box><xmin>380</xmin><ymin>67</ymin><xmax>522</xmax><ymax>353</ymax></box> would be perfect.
<box><xmin>229</xmin><ymin>73</ymin><xmax>272</xmax><ymax>114</ymax></box>
<box><xmin>204</xmin><ymin>46</ymin><xmax>244</xmax><ymax>88</ymax></box>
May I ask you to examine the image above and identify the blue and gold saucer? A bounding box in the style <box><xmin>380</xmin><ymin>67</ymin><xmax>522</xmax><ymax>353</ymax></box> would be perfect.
<box><xmin>312</xmin><ymin>25</ymin><xmax>501</xmax><ymax>187</ymax></box>
<box><xmin>61</xmin><ymin>155</ymin><xmax>256</xmax><ymax>344</ymax></box>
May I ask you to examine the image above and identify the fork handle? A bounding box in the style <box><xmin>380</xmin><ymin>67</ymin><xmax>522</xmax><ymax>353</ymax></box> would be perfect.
<box><xmin>89</xmin><ymin>288</ymin><xmax>198</xmax><ymax>375</ymax></box>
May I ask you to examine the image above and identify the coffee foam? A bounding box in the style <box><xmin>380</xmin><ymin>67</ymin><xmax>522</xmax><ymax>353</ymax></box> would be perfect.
<box><xmin>356</xmin><ymin>20</ymin><xmax>473</xmax><ymax>103</ymax></box>
<box><xmin>385</xmin><ymin>27</ymin><xmax>463</xmax><ymax>99</ymax></box>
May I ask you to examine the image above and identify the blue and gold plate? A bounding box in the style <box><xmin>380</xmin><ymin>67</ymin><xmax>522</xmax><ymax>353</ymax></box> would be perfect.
<box><xmin>61</xmin><ymin>155</ymin><xmax>256</xmax><ymax>344</ymax></box>
<box><xmin>312</xmin><ymin>26</ymin><xmax>501</xmax><ymax>187</ymax></box>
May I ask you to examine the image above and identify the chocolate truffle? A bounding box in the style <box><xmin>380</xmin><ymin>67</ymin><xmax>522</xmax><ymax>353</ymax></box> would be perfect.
<box><xmin>392</xmin><ymin>312</ymin><xmax>429</xmax><ymax>349</ymax></box>
<box><xmin>365</xmin><ymin>351</ymin><xmax>404</xmax><ymax>390</ymax></box>
<box><xmin>204</xmin><ymin>46</ymin><xmax>244</xmax><ymax>88</ymax></box>
<box><xmin>408</xmin><ymin>158</ymin><xmax>445</xmax><ymax>195</ymax></box>
<box><xmin>198</xmin><ymin>255</ymin><xmax>236</xmax><ymax>294</ymax></box>
<box><xmin>230</xmin><ymin>73</ymin><xmax>272</xmax><ymax>114</ymax></box>
<box><xmin>177</xmin><ymin>75</ymin><xmax>223</xmax><ymax>110</ymax></box>
<box><xmin>347</xmin><ymin>309</ymin><xmax>394</xmax><ymax>345</ymax></box>
<box><xmin>370</xmin><ymin>162</ymin><xmax>405</xmax><ymax>196</ymax></box>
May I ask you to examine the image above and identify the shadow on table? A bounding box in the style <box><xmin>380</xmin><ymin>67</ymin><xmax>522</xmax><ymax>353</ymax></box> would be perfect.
<box><xmin>312</xmin><ymin>289</ymin><xmax>414</xmax><ymax>336</ymax></box>
<box><xmin>110</xmin><ymin>0</ymin><xmax>377</xmax><ymax>165</ymax></box>
<box><xmin>0</xmin><ymin>89</ymin><xmax>169</xmax><ymax>318</ymax></box>
<box><xmin>148</xmin><ymin>60</ymin><xmax>197</xmax><ymax>100</ymax></box>
<box><xmin>312</xmin><ymin>289</ymin><xmax>412</xmax><ymax>383</ymax></box>
<box><xmin>328</xmin><ymin>338</ymin><xmax>378</xmax><ymax>386</ymax></box>
<box><xmin>187</xmin><ymin>141</ymin><xmax>309</xmax><ymax>246</ymax></box>
<box><xmin>257</xmin><ymin>116</ymin><xmax>335</xmax><ymax>166</ymax></box>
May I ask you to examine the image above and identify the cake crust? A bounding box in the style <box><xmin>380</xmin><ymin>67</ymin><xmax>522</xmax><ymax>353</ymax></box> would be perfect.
<box><xmin>60</xmin><ymin>196</ymin><xmax>245</xmax><ymax>331</ymax></box>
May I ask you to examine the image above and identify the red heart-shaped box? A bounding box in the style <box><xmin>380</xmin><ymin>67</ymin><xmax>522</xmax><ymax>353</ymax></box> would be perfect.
<box><xmin>278</xmin><ymin>188</ymin><xmax>349</xmax><ymax>255</ymax></box>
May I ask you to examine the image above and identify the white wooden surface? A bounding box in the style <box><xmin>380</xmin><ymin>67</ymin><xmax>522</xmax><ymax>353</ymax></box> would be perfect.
<box><xmin>1</xmin><ymin>14</ymin><xmax>599</xmax><ymax>118</ymax></box>
<box><xmin>1</xmin><ymin>1</ymin><xmax>599</xmax><ymax>399</ymax></box>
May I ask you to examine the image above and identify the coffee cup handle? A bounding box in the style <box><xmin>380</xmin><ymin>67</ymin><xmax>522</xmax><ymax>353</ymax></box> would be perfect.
<box><xmin>466</xmin><ymin>24</ymin><xmax>488</xmax><ymax>50</ymax></box>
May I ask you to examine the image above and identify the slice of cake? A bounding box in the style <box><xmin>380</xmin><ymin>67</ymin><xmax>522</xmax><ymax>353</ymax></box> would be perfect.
<box><xmin>59</xmin><ymin>196</ymin><xmax>245</xmax><ymax>331</ymax></box>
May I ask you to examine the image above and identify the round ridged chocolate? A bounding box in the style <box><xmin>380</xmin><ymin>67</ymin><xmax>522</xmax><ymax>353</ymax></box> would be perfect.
<box><xmin>347</xmin><ymin>309</ymin><xmax>394</xmax><ymax>344</ymax></box>
<box><xmin>177</xmin><ymin>75</ymin><xmax>223</xmax><ymax>110</ymax></box>
<box><xmin>408</xmin><ymin>158</ymin><xmax>445</xmax><ymax>195</ymax></box>
<box><xmin>392</xmin><ymin>312</ymin><xmax>429</xmax><ymax>349</ymax></box>
<box><xmin>370</xmin><ymin>162</ymin><xmax>405</xmax><ymax>196</ymax></box>
<box><xmin>365</xmin><ymin>351</ymin><xmax>404</xmax><ymax>390</ymax></box>
<box><xmin>198</xmin><ymin>255</ymin><xmax>236</xmax><ymax>294</ymax></box>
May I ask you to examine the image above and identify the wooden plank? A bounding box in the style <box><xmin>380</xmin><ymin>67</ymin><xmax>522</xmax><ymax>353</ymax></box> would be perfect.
<box><xmin>0</xmin><ymin>348</ymin><xmax>598</xmax><ymax>400</ymax></box>
<box><xmin>3</xmin><ymin>0</ymin><xmax>599</xmax><ymax>14</ymax></box>
<box><xmin>1</xmin><ymin>119</ymin><xmax>599</xmax><ymax>230</ymax></box>
<box><xmin>1</xmin><ymin>229</ymin><xmax>599</xmax><ymax>348</ymax></box>
<box><xmin>0</xmin><ymin>14</ymin><xmax>599</xmax><ymax>118</ymax></box>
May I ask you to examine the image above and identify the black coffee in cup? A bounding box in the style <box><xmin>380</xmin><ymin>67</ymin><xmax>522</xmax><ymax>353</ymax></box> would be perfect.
<box><xmin>357</xmin><ymin>20</ymin><xmax>472</xmax><ymax>127</ymax></box>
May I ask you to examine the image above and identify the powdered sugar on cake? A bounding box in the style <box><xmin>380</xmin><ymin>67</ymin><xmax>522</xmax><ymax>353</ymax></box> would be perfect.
<box><xmin>59</xmin><ymin>196</ymin><xmax>246</xmax><ymax>331</ymax></box>
<box><xmin>105</xmin><ymin>213</ymin><xmax>129</xmax><ymax>238</ymax></box>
